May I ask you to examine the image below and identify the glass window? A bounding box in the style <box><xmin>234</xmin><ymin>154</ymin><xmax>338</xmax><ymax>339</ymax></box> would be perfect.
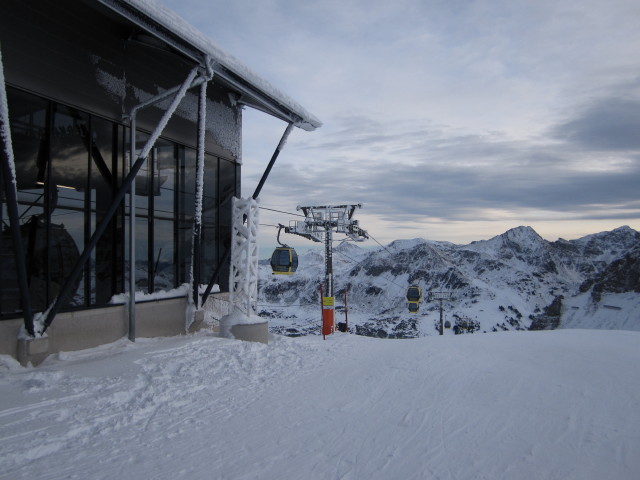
<box><xmin>217</xmin><ymin>158</ymin><xmax>236</xmax><ymax>292</ymax></box>
<box><xmin>4</xmin><ymin>90</ymin><xmax>49</xmax><ymax>313</ymax></box>
<box><xmin>152</xmin><ymin>140</ymin><xmax>176</xmax><ymax>292</ymax></box>
<box><xmin>2</xmin><ymin>89</ymin><xmax>127</xmax><ymax>316</ymax></box>
<box><xmin>177</xmin><ymin>147</ymin><xmax>196</xmax><ymax>285</ymax></box>
<box><xmin>91</xmin><ymin>117</ymin><xmax>122</xmax><ymax>305</ymax></box>
<box><xmin>125</xmin><ymin>131</ymin><xmax>150</xmax><ymax>293</ymax></box>
<box><xmin>2</xmin><ymin>87</ymin><xmax>239</xmax><ymax>317</ymax></box>
<box><xmin>200</xmin><ymin>154</ymin><xmax>219</xmax><ymax>286</ymax></box>
<box><xmin>50</xmin><ymin>105</ymin><xmax>89</xmax><ymax>307</ymax></box>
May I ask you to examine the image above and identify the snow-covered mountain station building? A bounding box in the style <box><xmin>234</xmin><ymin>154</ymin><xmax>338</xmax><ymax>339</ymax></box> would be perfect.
<box><xmin>0</xmin><ymin>0</ymin><xmax>320</xmax><ymax>364</ymax></box>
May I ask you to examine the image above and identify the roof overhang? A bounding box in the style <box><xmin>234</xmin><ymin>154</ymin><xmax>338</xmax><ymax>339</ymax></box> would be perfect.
<box><xmin>95</xmin><ymin>0</ymin><xmax>322</xmax><ymax>131</ymax></box>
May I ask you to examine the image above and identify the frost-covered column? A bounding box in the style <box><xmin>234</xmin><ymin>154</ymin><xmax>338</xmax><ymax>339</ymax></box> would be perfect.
<box><xmin>185</xmin><ymin>77</ymin><xmax>209</xmax><ymax>330</ymax></box>
<box><xmin>228</xmin><ymin>197</ymin><xmax>260</xmax><ymax>317</ymax></box>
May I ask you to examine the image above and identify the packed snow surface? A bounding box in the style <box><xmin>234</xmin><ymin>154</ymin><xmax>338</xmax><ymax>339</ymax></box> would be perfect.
<box><xmin>1</xmin><ymin>329</ymin><xmax>639</xmax><ymax>479</ymax></box>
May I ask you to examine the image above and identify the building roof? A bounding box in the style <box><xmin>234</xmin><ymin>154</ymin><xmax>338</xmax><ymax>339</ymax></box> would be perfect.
<box><xmin>97</xmin><ymin>0</ymin><xmax>322</xmax><ymax>131</ymax></box>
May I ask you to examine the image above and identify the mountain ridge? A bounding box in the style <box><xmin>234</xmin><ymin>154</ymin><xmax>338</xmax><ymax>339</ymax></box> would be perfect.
<box><xmin>259</xmin><ymin>225</ymin><xmax>640</xmax><ymax>337</ymax></box>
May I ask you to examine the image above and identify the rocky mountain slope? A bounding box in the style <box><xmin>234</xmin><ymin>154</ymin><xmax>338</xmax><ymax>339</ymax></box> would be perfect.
<box><xmin>258</xmin><ymin>226</ymin><xmax>640</xmax><ymax>337</ymax></box>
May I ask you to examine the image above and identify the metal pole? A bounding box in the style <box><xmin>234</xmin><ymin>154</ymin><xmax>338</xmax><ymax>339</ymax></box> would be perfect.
<box><xmin>191</xmin><ymin>80</ymin><xmax>208</xmax><ymax>309</ymax></box>
<box><xmin>344</xmin><ymin>289</ymin><xmax>348</xmax><ymax>332</ymax></box>
<box><xmin>439</xmin><ymin>299</ymin><xmax>444</xmax><ymax>335</ymax></box>
<box><xmin>0</xmin><ymin>45</ymin><xmax>35</xmax><ymax>335</ymax></box>
<box><xmin>319</xmin><ymin>283</ymin><xmax>324</xmax><ymax>340</ymax></box>
<box><xmin>324</xmin><ymin>227</ymin><xmax>333</xmax><ymax>297</ymax></box>
<box><xmin>128</xmin><ymin>115</ymin><xmax>136</xmax><ymax>341</ymax></box>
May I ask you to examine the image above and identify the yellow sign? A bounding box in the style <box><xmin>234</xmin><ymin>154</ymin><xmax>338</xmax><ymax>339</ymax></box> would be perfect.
<box><xmin>322</xmin><ymin>297</ymin><xmax>335</xmax><ymax>308</ymax></box>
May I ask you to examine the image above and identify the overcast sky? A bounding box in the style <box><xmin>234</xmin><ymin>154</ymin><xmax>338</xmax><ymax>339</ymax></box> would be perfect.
<box><xmin>163</xmin><ymin>0</ymin><xmax>640</xmax><ymax>247</ymax></box>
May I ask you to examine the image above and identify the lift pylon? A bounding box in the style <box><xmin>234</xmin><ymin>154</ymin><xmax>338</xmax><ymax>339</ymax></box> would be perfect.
<box><xmin>429</xmin><ymin>291</ymin><xmax>452</xmax><ymax>335</ymax></box>
<box><xmin>283</xmin><ymin>204</ymin><xmax>368</xmax><ymax>337</ymax></box>
<box><xmin>285</xmin><ymin>204</ymin><xmax>367</xmax><ymax>296</ymax></box>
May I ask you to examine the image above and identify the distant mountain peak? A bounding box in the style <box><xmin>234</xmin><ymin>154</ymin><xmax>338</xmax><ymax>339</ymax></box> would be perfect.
<box><xmin>260</xmin><ymin>224</ymin><xmax>640</xmax><ymax>337</ymax></box>
<box><xmin>506</xmin><ymin>225</ymin><xmax>538</xmax><ymax>234</ymax></box>
<box><xmin>500</xmin><ymin>225</ymin><xmax>543</xmax><ymax>241</ymax></box>
<box><xmin>387</xmin><ymin>238</ymin><xmax>427</xmax><ymax>251</ymax></box>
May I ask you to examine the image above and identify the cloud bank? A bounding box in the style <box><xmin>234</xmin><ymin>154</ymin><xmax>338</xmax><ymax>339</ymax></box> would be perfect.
<box><xmin>163</xmin><ymin>0</ymin><xmax>640</xmax><ymax>244</ymax></box>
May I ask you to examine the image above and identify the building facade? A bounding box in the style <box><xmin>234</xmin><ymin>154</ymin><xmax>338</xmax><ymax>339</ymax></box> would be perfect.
<box><xmin>0</xmin><ymin>0</ymin><xmax>320</xmax><ymax>363</ymax></box>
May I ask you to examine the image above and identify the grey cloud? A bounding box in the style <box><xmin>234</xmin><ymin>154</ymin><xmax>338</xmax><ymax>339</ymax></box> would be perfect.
<box><xmin>267</xmin><ymin>120</ymin><xmax>640</xmax><ymax>226</ymax></box>
<box><xmin>369</xmin><ymin>154</ymin><xmax>640</xmax><ymax>220</ymax></box>
<box><xmin>261</xmin><ymin>79</ymin><xmax>640</xmax><ymax>230</ymax></box>
<box><xmin>553</xmin><ymin>97</ymin><xmax>640</xmax><ymax>151</ymax></box>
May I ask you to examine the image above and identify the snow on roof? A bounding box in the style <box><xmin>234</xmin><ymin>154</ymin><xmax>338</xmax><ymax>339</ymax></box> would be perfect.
<box><xmin>108</xmin><ymin>0</ymin><xmax>321</xmax><ymax>131</ymax></box>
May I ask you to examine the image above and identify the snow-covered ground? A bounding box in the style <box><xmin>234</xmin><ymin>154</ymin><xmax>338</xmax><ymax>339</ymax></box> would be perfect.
<box><xmin>1</xmin><ymin>329</ymin><xmax>639</xmax><ymax>480</ymax></box>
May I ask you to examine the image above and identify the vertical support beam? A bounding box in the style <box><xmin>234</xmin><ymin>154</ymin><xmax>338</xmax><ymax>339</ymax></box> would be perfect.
<box><xmin>344</xmin><ymin>289</ymin><xmax>349</xmax><ymax>332</ymax></box>
<box><xmin>190</xmin><ymin>80</ymin><xmax>207</xmax><ymax>310</ymax></box>
<box><xmin>324</xmin><ymin>227</ymin><xmax>333</xmax><ymax>297</ymax></box>
<box><xmin>127</xmin><ymin>116</ymin><xmax>136</xmax><ymax>341</ymax></box>
<box><xmin>319</xmin><ymin>283</ymin><xmax>324</xmax><ymax>340</ymax></box>
<box><xmin>228</xmin><ymin>197</ymin><xmax>259</xmax><ymax>317</ymax></box>
<box><xmin>0</xmin><ymin>45</ymin><xmax>34</xmax><ymax>336</ymax></box>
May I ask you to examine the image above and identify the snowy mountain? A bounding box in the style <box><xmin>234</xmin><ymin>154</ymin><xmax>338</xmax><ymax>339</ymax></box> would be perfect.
<box><xmin>259</xmin><ymin>226</ymin><xmax>640</xmax><ymax>337</ymax></box>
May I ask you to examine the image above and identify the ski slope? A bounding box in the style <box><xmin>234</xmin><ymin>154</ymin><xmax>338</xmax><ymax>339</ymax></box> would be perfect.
<box><xmin>1</xmin><ymin>329</ymin><xmax>639</xmax><ymax>479</ymax></box>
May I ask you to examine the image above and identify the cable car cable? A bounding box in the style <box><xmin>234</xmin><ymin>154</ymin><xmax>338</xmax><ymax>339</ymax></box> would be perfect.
<box><xmin>366</xmin><ymin>231</ymin><xmax>431</xmax><ymax>312</ymax></box>
<box><xmin>259</xmin><ymin>206</ymin><xmax>305</xmax><ymax>217</ymax></box>
<box><xmin>366</xmin><ymin>232</ymin><xmax>396</xmax><ymax>258</ymax></box>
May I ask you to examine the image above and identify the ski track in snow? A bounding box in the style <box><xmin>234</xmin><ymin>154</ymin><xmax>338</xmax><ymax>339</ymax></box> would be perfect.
<box><xmin>1</xmin><ymin>329</ymin><xmax>639</xmax><ymax>479</ymax></box>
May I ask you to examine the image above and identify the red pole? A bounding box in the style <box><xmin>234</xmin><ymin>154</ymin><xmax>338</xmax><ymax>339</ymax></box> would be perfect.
<box><xmin>344</xmin><ymin>289</ymin><xmax>348</xmax><ymax>332</ymax></box>
<box><xmin>320</xmin><ymin>283</ymin><xmax>325</xmax><ymax>340</ymax></box>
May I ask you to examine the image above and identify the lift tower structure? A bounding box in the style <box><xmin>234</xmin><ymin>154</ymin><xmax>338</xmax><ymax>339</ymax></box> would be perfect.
<box><xmin>285</xmin><ymin>204</ymin><xmax>367</xmax><ymax>337</ymax></box>
<box><xmin>286</xmin><ymin>204</ymin><xmax>368</xmax><ymax>297</ymax></box>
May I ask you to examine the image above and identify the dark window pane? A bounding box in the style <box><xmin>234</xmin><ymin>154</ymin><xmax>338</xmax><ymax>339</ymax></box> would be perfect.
<box><xmin>217</xmin><ymin>158</ymin><xmax>235</xmax><ymax>292</ymax></box>
<box><xmin>152</xmin><ymin>140</ymin><xmax>176</xmax><ymax>292</ymax></box>
<box><xmin>91</xmin><ymin>117</ymin><xmax>121</xmax><ymax>305</ymax></box>
<box><xmin>177</xmin><ymin>147</ymin><xmax>196</xmax><ymax>285</ymax></box>
<box><xmin>124</xmin><ymin>131</ymin><xmax>150</xmax><ymax>293</ymax></box>
<box><xmin>2</xmin><ymin>89</ymin><xmax>48</xmax><ymax>314</ymax></box>
<box><xmin>201</xmin><ymin>154</ymin><xmax>218</xmax><ymax>286</ymax></box>
<box><xmin>50</xmin><ymin>105</ymin><xmax>89</xmax><ymax>307</ymax></box>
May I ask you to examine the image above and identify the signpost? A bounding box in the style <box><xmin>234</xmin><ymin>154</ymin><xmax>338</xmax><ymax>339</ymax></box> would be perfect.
<box><xmin>429</xmin><ymin>291</ymin><xmax>452</xmax><ymax>335</ymax></box>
